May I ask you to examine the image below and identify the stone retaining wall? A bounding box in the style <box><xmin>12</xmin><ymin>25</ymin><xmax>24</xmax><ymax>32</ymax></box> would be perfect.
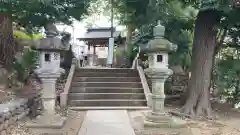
<box><xmin>0</xmin><ymin>94</ymin><xmax>42</xmax><ymax>135</ymax></box>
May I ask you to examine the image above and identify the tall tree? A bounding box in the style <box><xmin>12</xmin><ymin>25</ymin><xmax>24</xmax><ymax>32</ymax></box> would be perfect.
<box><xmin>0</xmin><ymin>0</ymin><xmax>93</xmax><ymax>69</ymax></box>
<box><xmin>180</xmin><ymin>0</ymin><xmax>240</xmax><ymax>117</ymax></box>
<box><xmin>119</xmin><ymin>0</ymin><xmax>240</xmax><ymax>117</ymax></box>
<box><xmin>183</xmin><ymin>9</ymin><xmax>221</xmax><ymax>116</ymax></box>
<box><xmin>112</xmin><ymin>0</ymin><xmax>149</xmax><ymax>45</ymax></box>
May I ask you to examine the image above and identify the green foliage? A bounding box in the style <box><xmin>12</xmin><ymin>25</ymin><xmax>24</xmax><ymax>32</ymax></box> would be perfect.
<box><xmin>14</xmin><ymin>31</ymin><xmax>31</xmax><ymax>40</ymax></box>
<box><xmin>123</xmin><ymin>0</ymin><xmax>196</xmax><ymax>71</ymax></box>
<box><xmin>126</xmin><ymin>44</ymin><xmax>138</xmax><ymax>63</ymax></box>
<box><xmin>113</xmin><ymin>0</ymin><xmax>149</xmax><ymax>27</ymax></box>
<box><xmin>217</xmin><ymin>48</ymin><xmax>240</xmax><ymax>105</ymax></box>
<box><xmin>13</xmin><ymin>30</ymin><xmax>44</xmax><ymax>40</ymax></box>
<box><xmin>108</xmin><ymin>0</ymin><xmax>240</xmax><ymax>110</ymax></box>
<box><xmin>31</xmin><ymin>34</ymin><xmax>44</xmax><ymax>39</ymax></box>
<box><xmin>82</xmin><ymin>0</ymin><xmax>110</xmax><ymax>27</ymax></box>
<box><xmin>61</xmin><ymin>45</ymin><xmax>74</xmax><ymax>69</ymax></box>
<box><xmin>168</xmin><ymin>30</ymin><xmax>193</xmax><ymax>70</ymax></box>
<box><xmin>0</xmin><ymin>0</ymin><xmax>94</xmax><ymax>31</ymax></box>
<box><xmin>13</xmin><ymin>47</ymin><xmax>38</xmax><ymax>84</ymax></box>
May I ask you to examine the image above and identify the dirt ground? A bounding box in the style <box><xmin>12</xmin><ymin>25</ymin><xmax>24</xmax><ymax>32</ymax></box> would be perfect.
<box><xmin>129</xmin><ymin>100</ymin><xmax>240</xmax><ymax>135</ymax></box>
<box><xmin>10</xmin><ymin>110</ymin><xmax>86</xmax><ymax>135</ymax></box>
<box><xmin>7</xmin><ymin>96</ymin><xmax>240</xmax><ymax>135</ymax></box>
<box><xmin>184</xmin><ymin>102</ymin><xmax>240</xmax><ymax>135</ymax></box>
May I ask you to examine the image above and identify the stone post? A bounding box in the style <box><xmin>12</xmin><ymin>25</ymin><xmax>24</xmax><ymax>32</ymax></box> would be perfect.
<box><xmin>89</xmin><ymin>54</ymin><xmax>94</xmax><ymax>67</ymax></box>
<box><xmin>39</xmin><ymin>75</ymin><xmax>60</xmax><ymax>115</ymax></box>
<box><xmin>144</xmin><ymin>68</ymin><xmax>172</xmax><ymax>123</ymax></box>
<box><xmin>93</xmin><ymin>46</ymin><xmax>96</xmax><ymax>65</ymax></box>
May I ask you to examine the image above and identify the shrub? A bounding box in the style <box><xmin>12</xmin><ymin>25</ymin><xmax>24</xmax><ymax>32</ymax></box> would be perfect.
<box><xmin>13</xmin><ymin>46</ymin><xmax>38</xmax><ymax>84</ymax></box>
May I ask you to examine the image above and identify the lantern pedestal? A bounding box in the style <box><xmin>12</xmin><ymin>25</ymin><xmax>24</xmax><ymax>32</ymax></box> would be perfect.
<box><xmin>143</xmin><ymin>112</ymin><xmax>186</xmax><ymax>128</ymax></box>
<box><xmin>25</xmin><ymin>113</ymin><xmax>66</xmax><ymax>129</ymax></box>
<box><xmin>26</xmin><ymin>70</ymin><xmax>66</xmax><ymax>128</ymax></box>
<box><xmin>142</xmin><ymin>68</ymin><xmax>187</xmax><ymax>129</ymax></box>
<box><xmin>143</xmin><ymin>68</ymin><xmax>185</xmax><ymax>128</ymax></box>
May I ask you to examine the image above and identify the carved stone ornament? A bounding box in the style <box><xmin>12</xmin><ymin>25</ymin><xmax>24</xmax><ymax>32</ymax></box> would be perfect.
<box><xmin>34</xmin><ymin>23</ymin><xmax>70</xmax><ymax>51</ymax></box>
<box><xmin>44</xmin><ymin>23</ymin><xmax>58</xmax><ymax>36</ymax></box>
<box><xmin>143</xmin><ymin>21</ymin><xmax>177</xmax><ymax>53</ymax></box>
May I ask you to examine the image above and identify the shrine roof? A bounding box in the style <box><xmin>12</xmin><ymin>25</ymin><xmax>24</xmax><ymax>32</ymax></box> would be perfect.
<box><xmin>77</xmin><ymin>27</ymin><xmax>122</xmax><ymax>40</ymax></box>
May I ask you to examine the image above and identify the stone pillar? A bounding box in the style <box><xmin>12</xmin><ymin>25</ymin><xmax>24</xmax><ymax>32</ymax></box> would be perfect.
<box><xmin>26</xmin><ymin>72</ymin><xmax>66</xmax><ymax>129</ymax></box>
<box><xmin>144</xmin><ymin>69</ymin><xmax>172</xmax><ymax>124</ymax></box>
<box><xmin>152</xmin><ymin>78</ymin><xmax>165</xmax><ymax>114</ymax></box>
<box><xmin>88</xmin><ymin>44</ymin><xmax>90</xmax><ymax>51</ymax></box>
<box><xmin>89</xmin><ymin>54</ymin><xmax>93</xmax><ymax>66</ymax></box>
<box><xmin>41</xmin><ymin>78</ymin><xmax>57</xmax><ymax>115</ymax></box>
<box><xmin>93</xmin><ymin>46</ymin><xmax>96</xmax><ymax>66</ymax></box>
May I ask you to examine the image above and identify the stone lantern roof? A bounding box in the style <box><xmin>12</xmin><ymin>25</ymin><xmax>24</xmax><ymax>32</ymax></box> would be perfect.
<box><xmin>143</xmin><ymin>21</ymin><xmax>177</xmax><ymax>53</ymax></box>
<box><xmin>34</xmin><ymin>23</ymin><xmax>70</xmax><ymax>51</ymax></box>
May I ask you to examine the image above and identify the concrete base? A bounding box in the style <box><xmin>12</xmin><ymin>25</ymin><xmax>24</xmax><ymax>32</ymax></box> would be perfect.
<box><xmin>25</xmin><ymin>113</ymin><xmax>67</xmax><ymax>129</ymax></box>
<box><xmin>129</xmin><ymin>111</ymin><xmax>193</xmax><ymax>135</ymax></box>
<box><xmin>144</xmin><ymin>112</ymin><xmax>186</xmax><ymax>128</ymax></box>
<box><xmin>135</xmin><ymin>127</ymin><xmax>193</xmax><ymax>135</ymax></box>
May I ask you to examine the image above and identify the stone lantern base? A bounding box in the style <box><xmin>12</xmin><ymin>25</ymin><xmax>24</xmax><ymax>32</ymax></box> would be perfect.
<box><xmin>26</xmin><ymin>70</ymin><xmax>66</xmax><ymax>129</ymax></box>
<box><xmin>143</xmin><ymin>68</ymin><xmax>187</xmax><ymax>129</ymax></box>
<box><xmin>143</xmin><ymin>112</ymin><xmax>186</xmax><ymax>128</ymax></box>
<box><xmin>25</xmin><ymin>113</ymin><xmax>66</xmax><ymax>129</ymax></box>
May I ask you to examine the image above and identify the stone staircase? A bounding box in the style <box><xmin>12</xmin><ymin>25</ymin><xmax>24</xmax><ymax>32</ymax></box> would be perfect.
<box><xmin>68</xmin><ymin>68</ymin><xmax>147</xmax><ymax>110</ymax></box>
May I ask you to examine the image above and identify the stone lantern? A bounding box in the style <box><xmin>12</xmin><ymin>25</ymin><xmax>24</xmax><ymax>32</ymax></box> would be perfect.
<box><xmin>26</xmin><ymin>24</ymin><xmax>69</xmax><ymax>128</ymax></box>
<box><xmin>143</xmin><ymin>21</ymin><xmax>179</xmax><ymax>127</ymax></box>
<box><xmin>233</xmin><ymin>0</ymin><xmax>240</xmax><ymax>7</ymax></box>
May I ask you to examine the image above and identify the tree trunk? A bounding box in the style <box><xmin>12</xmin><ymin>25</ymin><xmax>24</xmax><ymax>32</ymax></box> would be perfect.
<box><xmin>125</xmin><ymin>24</ymin><xmax>135</xmax><ymax>67</ymax></box>
<box><xmin>182</xmin><ymin>10</ymin><xmax>221</xmax><ymax>117</ymax></box>
<box><xmin>0</xmin><ymin>13</ymin><xmax>18</xmax><ymax>69</ymax></box>
<box><xmin>125</xmin><ymin>24</ymin><xmax>134</xmax><ymax>49</ymax></box>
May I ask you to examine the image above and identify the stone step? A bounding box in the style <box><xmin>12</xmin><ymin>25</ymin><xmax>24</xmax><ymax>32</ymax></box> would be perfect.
<box><xmin>74</xmin><ymin>72</ymin><xmax>138</xmax><ymax>77</ymax></box>
<box><xmin>69</xmin><ymin>99</ymin><xmax>147</xmax><ymax>106</ymax></box>
<box><xmin>68</xmin><ymin>93</ymin><xmax>145</xmax><ymax>100</ymax></box>
<box><xmin>72</xmin><ymin>77</ymin><xmax>141</xmax><ymax>82</ymax></box>
<box><xmin>69</xmin><ymin>106</ymin><xmax>149</xmax><ymax>110</ymax></box>
<box><xmin>70</xmin><ymin>87</ymin><xmax>144</xmax><ymax>93</ymax></box>
<box><xmin>71</xmin><ymin>82</ymin><xmax>142</xmax><ymax>88</ymax></box>
<box><xmin>75</xmin><ymin>68</ymin><xmax>138</xmax><ymax>73</ymax></box>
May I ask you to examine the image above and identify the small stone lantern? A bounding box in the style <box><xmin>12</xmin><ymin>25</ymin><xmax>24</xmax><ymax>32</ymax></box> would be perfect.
<box><xmin>26</xmin><ymin>24</ymin><xmax>69</xmax><ymax>128</ymax></box>
<box><xmin>143</xmin><ymin>21</ymin><xmax>180</xmax><ymax>127</ymax></box>
<box><xmin>233</xmin><ymin>0</ymin><xmax>240</xmax><ymax>7</ymax></box>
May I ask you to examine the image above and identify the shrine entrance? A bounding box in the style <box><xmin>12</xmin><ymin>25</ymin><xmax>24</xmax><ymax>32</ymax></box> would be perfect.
<box><xmin>77</xmin><ymin>27</ymin><xmax>125</xmax><ymax>67</ymax></box>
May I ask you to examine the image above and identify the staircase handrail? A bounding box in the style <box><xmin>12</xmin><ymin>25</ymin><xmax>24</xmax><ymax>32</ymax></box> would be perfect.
<box><xmin>60</xmin><ymin>58</ymin><xmax>76</xmax><ymax>107</ymax></box>
<box><xmin>133</xmin><ymin>46</ymin><xmax>152</xmax><ymax>107</ymax></box>
<box><xmin>131</xmin><ymin>46</ymin><xmax>141</xmax><ymax>69</ymax></box>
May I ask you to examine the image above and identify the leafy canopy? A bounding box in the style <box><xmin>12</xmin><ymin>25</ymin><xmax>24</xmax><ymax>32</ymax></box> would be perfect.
<box><xmin>0</xmin><ymin>0</ymin><xmax>94</xmax><ymax>31</ymax></box>
<box><xmin>113</xmin><ymin>0</ymin><xmax>149</xmax><ymax>27</ymax></box>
